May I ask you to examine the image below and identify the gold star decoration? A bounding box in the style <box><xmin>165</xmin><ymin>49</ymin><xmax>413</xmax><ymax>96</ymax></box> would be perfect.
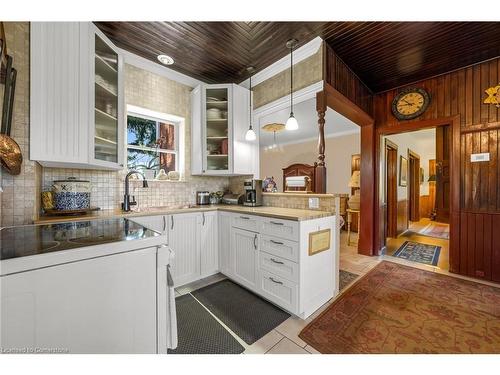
<box><xmin>484</xmin><ymin>83</ymin><xmax>500</xmax><ymax>108</ymax></box>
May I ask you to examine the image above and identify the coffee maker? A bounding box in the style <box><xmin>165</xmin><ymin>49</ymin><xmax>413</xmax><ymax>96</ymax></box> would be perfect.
<box><xmin>243</xmin><ymin>179</ymin><xmax>263</xmax><ymax>207</ymax></box>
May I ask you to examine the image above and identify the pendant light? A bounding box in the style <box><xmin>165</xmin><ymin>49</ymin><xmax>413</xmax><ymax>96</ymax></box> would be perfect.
<box><xmin>245</xmin><ymin>66</ymin><xmax>257</xmax><ymax>141</ymax></box>
<box><xmin>285</xmin><ymin>39</ymin><xmax>299</xmax><ymax>131</ymax></box>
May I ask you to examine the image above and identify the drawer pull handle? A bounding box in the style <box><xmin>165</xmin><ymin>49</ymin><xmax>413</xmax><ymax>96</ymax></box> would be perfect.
<box><xmin>240</xmin><ymin>216</ymin><xmax>250</xmax><ymax>220</ymax></box>
<box><xmin>270</xmin><ymin>239</ymin><xmax>284</xmax><ymax>245</ymax></box>
<box><xmin>269</xmin><ymin>277</ymin><xmax>283</xmax><ymax>285</ymax></box>
<box><xmin>270</xmin><ymin>221</ymin><xmax>284</xmax><ymax>226</ymax></box>
<box><xmin>270</xmin><ymin>258</ymin><xmax>284</xmax><ymax>265</ymax></box>
<box><xmin>171</xmin><ymin>216</ymin><xmax>174</xmax><ymax>230</ymax></box>
<box><xmin>253</xmin><ymin>234</ymin><xmax>258</xmax><ymax>250</ymax></box>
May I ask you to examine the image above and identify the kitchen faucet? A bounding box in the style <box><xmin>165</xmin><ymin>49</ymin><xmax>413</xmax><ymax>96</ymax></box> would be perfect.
<box><xmin>122</xmin><ymin>170</ymin><xmax>149</xmax><ymax>212</ymax></box>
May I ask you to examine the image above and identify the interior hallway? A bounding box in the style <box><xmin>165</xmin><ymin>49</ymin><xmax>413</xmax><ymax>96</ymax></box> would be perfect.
<box><xmin>384</xmin><ymin>218</ymin><xmax>450</xmax><ymax>270</ymax></box>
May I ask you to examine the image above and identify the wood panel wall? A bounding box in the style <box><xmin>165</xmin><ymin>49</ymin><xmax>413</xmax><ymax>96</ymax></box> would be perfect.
<box><xmin>323</xmin><ymin>44</ymin><xmax>373</xmax><ymax>116</ymax></box>
<box><xmin>373</xmin><ymin>57</ymin><xmax>500</xmax><ymax>282</ymax></box>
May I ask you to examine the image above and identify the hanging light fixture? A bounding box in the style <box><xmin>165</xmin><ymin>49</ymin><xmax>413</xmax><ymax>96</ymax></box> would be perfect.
<box><xmin>285</xmin><ymin>39</ymin><xmax>299</xmax><ymax>131</ymax></box>
<box><xmin>245</xmin><ymin>66</ymin><xmax>257</xmax><ymax>141</ymax></box>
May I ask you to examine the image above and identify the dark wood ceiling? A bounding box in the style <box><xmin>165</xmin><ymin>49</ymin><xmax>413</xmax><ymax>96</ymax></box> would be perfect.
<box><xmin>95</xmin><ymin>22</ymin><xmax>500</xmax><ymax>92</ymax></box>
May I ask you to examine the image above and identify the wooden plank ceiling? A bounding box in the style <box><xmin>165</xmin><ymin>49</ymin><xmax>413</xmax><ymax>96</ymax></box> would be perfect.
<box><xmin>95</xmin><ymin>22</ymin><xmax>500</xmax><ymax>92</ymax></box>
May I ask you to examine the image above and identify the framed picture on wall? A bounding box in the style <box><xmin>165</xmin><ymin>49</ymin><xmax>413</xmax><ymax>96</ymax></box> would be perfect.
<box><xmin>399</xmin><ymin>156</ymin><xmax>408</xmax><ymax>187</ymax></box>
<box><xmin>420</xmin><ymin>167</ymin><xmax>424</xmax><ymax>184</ymax></box>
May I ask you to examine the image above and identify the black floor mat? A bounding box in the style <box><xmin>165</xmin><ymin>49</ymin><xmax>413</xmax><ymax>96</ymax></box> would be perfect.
<box><xmin>168</xmin><ymin>294</ymin><xmax>244</xmax><ymax>354</ymax></box>
<box><xmin>191</xmin><ymin>279</ymin><xmax>290</xmax><ymax>345</ymax></box>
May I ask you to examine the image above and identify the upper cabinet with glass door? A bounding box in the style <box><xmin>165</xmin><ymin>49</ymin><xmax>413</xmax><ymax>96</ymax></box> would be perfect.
<box><xmin>30</xmin><ymin>22</ymin><xmax>124</xmax><ymax>170</ymax></box>
<box><xmin>191</xmin><ymin>83</ymin><xmax>258</xmax><ymax>176</ymax></box>
<box><xmin>92</xmin><ymin>29</ymin><xmax>123</xmax><ymax>168</ymax></box>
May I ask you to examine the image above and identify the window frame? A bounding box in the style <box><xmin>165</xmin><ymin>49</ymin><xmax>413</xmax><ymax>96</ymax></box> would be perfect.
<box><xmin>125</xmin><ymin>105</ymin><xmax>185</xmax><ymax>177</ymax></box>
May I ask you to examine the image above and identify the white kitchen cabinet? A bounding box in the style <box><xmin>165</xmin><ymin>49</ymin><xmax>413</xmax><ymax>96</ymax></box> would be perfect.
<box><xmin>168</xmin><ymin>212</ymin><xmax>200</xmax><ymax>286</ymax></box>
<box><xmin>200</xmin><ymin>211</ymin><xmax>218</xmax><ymax>277</ymax></box>
<box><xmin>30</xmin><ymin>22</ymin><xmax>124</xmax><ymax>170</ymax></box>
<box><xmin>232</xmin><ymin>227</ymin><xmax>259</xmax><ymax>291</ymax></box>
<box><xmin>0</xmin><ymin>248</ymin><xmax>157</xmax><ymax>354</ymax></box>
<box><xmin>218</xmin><ymin>211</ymin><xmax>234</xmax><ymax>277</ymax></box>
<box><xmin>191</xmin><ymin>83</ymin><xmax>258</xmax><ymax>176</ymax></box>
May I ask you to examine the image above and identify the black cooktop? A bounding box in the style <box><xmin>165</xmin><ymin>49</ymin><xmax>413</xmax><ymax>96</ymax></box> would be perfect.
<box><xmin>0</xmin><ymin>218</ymin><xmax>160</xmax><ymax>261</ymax></box>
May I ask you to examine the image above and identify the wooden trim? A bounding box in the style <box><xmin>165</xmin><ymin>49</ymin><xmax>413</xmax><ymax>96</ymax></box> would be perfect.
<box><xmin>317</xmin><ymin>83</ymin><xmax>375</xmax><ymax>255</ymax></box>
<box><xmin>374</xmin><ymin>116</ymin><xmax>461</xmax><ymax>266</ymax></box>
<box><xmin>323</xmin><ymin>83</ymin><xmax>374</xmax><ymax>127</ymax></box>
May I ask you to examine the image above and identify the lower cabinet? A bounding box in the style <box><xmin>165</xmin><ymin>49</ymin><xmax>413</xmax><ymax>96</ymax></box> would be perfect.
<box><xmin>200</xmin><ymin>211</ymin><xmax>218</xmax><ymax>278</ymax></box>
<box><xmin>0</xmin><ymin>248</ymin><xmax>157</xmax><ymax>353</ymax></box>
<box><xmin>168</xmin><ymin>213</ymin><xmax>201</xmax><ymax>286</ymax></box>
<box><xmin>232</xmin><ymin>227</ymin><xmax>259</xmax><ymax>291</ymax></box>
<box><xmin>132</xmin><ymin>212</ymin><xmax>219</xmax><ymax>287</ymax></box>
<box><xmin>218</xmin><ymin>211</ymin><xmax>234</xmax><ymax>277</ymax></box>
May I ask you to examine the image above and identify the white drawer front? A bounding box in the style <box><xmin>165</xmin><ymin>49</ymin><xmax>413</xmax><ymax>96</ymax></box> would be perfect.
<box><xmin>259</xmin><ymin>251</ymin><xmax>299</xmax><ymax>283</ymax></box>
<box><xmin>259</xmin><ymin>270</ymin><xmax>298</xmax><ymax>313</ymax></box>
<box><xmin>232</xmin><ymin>214</ymin><xmax>259</xmax><ymax>232</ymax></box>
<box><xmin>260</xmin><ymin>235</ymin><xmax>299</xmax><ymax>262</ymax></box>
<box><xmin>260</xmin><ymin>218</ymin><xmax>299</xmax><ymax>241</ymax></box>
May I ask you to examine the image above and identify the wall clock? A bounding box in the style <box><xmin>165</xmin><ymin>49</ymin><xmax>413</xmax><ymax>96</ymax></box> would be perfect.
<box><xmin>391</xmin><ymin>87</ymin><xmax>430</xmax><ymax>121</ymax></box>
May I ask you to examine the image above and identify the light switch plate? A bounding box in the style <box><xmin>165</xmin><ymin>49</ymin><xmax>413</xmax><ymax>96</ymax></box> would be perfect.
<box><xmin>309</xmin><ymin>197</ymin><xmax>319</xmax><ymax>209</ymax></box>
<box><xmin>471</xmin><ymin>153</ymin><xmax>490</xmax><ymax>162</ymax></box>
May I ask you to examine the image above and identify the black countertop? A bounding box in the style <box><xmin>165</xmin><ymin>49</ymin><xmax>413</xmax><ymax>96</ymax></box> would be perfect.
<box><xmin>0</xmin><ymin>218</ymin><xmax>161</xmax><ymax>261</ymax></box>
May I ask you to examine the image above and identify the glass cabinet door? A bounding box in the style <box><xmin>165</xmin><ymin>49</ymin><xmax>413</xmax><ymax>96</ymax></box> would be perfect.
<box><xmin>94</xmin><ymin>34</ymin><xmax>119</xmax><ymax>164</ymax></box>
<box><xmin>205</xmin><ymin>87</ymin><xmax>229</xmax><ymax>172</ymax></box>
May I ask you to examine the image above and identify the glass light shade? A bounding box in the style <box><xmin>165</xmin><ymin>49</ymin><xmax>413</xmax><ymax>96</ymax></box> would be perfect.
<box><xmin>285</xmin><ymin>114</ymin><xmax>298</xmax><ymax>130</ymax></box>
<box><xmin>245</xmin><ymin>128</ymin><xmax>256</xmax><ymax>141</ymax></box>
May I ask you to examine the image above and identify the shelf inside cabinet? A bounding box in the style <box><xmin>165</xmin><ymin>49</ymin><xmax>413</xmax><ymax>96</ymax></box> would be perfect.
<box><xmin>207</xmin><ymin>154</ymin><xmax>228</xmax><ymax>157</ymax></box>
<box><xmin>95</xmin><ymin>135</ymin><xmax>117</xmax><ymax>145</ymax></box>
<box><xmin>206</xmin><ymin>101</ymin><xmax>228</xmax><ymax>110</ymax></box>
<box><xmin>95</xmin><ymin>81</ymin><xmax>117</xmax><ymax>97</ymax></box>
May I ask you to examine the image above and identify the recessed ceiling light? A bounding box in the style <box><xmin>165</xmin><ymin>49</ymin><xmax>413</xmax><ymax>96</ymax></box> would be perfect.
<box><xmin>157</xmin><ymin>54</ymin><xmax>174</xmax><ymax>65</ymax></box>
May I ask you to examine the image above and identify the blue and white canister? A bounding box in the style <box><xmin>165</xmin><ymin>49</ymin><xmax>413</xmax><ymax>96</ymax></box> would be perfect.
<box><xmin>52</xmin><ymin>177</ymin><xmax>91</xmax><ymax>211</ymax></box>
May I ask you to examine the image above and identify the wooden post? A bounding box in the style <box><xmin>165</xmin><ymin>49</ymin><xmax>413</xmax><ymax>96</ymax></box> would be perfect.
<box><xmin>315</xmin><ymin>91</ymin><xmax>327</xmax><ymax>193</ymax></box>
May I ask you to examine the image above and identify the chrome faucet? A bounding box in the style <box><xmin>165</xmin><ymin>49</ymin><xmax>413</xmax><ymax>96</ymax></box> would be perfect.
<box><xmin>122</xmin><ymin>170</ymin><xmax>149</xmax><ymax>212</ymax></box>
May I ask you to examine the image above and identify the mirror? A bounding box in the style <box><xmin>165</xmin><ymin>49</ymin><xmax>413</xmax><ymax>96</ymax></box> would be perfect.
<box><xmin>258</xmin><ymin>97</ymin><xmax>361</xmax><ymax>194</ymax></box>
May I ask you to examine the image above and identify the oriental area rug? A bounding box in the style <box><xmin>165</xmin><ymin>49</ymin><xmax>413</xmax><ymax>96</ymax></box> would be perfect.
<box><xmin>299</xmin><ymin>261</ymin><xmax>500</xmax><ymax>353</ymax></box>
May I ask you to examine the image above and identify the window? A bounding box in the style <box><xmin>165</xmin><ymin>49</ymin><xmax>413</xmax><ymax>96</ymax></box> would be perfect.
<box><xmin>126</xmin><ymin>108</ymin><xmax>181</xmax><ymax>177</ymax></box>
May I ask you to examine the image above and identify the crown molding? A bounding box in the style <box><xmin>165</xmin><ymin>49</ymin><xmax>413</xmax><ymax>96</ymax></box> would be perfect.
<box><xmin>118</xmin><ymin>47</ymin><xmax>204</xmax><ymax>88</ymax></box>
<box><xmin>239</xmin><ymin>36</ymin><xmax>323</xmax><ymax>89</ymax></box>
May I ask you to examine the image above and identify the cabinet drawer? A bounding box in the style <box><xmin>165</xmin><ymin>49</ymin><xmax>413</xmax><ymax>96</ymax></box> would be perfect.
<box><xmin>260</xmin><ymin>218</ymin><xmax>299</xmax><ymax>241</ymax></box>
<box><xmin>259</xmin><ymin>251</ymin><xmax>299</xmax><ymax>283</ymax></box>
<box><xmin>232</xmin><ymin>214</ymin><xmax>259</xmax><ymax>232</ymax></box>
<box><xmin>260</xmin><ymin>235</ymin><xmax>299</xmax><ymax>262</ymax></box>
<box><xmin>259</xmin><ymin>270</ymin><xmax>298</xmax><ymax>313</ymax></box>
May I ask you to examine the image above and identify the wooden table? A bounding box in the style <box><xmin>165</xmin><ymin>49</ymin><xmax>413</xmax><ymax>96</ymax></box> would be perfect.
<box><xmin>346</xmin><ymin>208</ymin><xmax>360</xmax><ymax>246</ymax></box>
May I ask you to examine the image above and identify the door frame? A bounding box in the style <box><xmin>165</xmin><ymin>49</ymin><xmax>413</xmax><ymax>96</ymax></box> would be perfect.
<box><xmin>384</xmin><ymin>139</ymin><xmax>398</xmax><ymax>239</ymax></box>
<box><xmin>407</xmin><ymin>149</ymin><xmax>421</xmax><ymax>224</ymax></box>
<box><xmin>374</xmin><ymin>116</ymin><xmax>460</xmax><ymax>271</ymax></box>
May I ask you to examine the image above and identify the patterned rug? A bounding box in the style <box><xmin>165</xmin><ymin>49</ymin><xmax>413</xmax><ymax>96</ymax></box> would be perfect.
<box><xmin>418</xmin><ymin>222</ymin><xmax>450</xmax><ymax>239</ymax></box>
<box><xmin>393</xmin><ymin>241</ymin><xmax>441</xmax><ymax>266</ymax></box>
<box><xmin>339</xmin><ymin>270</ymin><xmax>359</xmax><ymax>291</ymax></box>
<box><xmin>299</xmin><ymin>261</ymin><xmax>500</xmax><ymax>353</ymax></box>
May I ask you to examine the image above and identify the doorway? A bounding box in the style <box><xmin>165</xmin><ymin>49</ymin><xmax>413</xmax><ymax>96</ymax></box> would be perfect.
<box><xmin>380</xmin><ymin>126</ymin><xmax>450</xmax><ymax>270</ymax></box>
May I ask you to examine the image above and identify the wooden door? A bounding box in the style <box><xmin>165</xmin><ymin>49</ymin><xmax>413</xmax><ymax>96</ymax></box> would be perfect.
<box><xmin>436</xmin><ymin>126</ymin><xmax>450</xmax><ymax>223</ymax></box>
<box><xmin>385</xmin><ymin>141</ymin><xmax>398</xmax><ymax>238</ymax></box>
<box><xmin>408</xmin><ymin>150</ymin><xmax>421</xmax><ymax>223</ymax></box>
<box><xmin>232</xmin><ymin>228</ymin><xmax>258</xmax><ymax>290</ymax></box>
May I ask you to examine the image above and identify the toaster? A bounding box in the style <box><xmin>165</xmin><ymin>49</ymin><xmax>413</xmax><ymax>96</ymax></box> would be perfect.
<box><xmin>196</xmin><ymin>191</ymin><xmax>210</xmax><ymax>205</ymax></box>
